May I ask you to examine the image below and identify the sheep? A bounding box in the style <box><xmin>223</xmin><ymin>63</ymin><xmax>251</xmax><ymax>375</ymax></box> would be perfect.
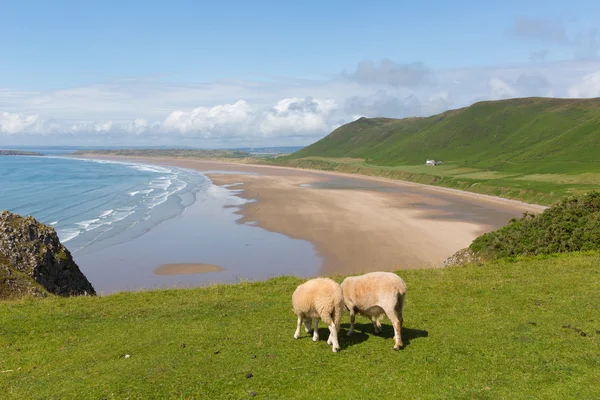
<box><xmin>292</xmin><ymin>277</ymin><xmax>344</xmax><ymax>352</ymax></box>
<box><xmin>341</xmin><ymin>271</ymin><xmax>406</xmax><ymax>350</ymax></box>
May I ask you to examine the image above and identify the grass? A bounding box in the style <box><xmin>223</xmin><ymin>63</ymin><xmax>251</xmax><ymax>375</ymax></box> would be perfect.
<box><xmin>273</xmin><ymin>97</ymin><xmax>600</xmax><ymax>205</ymax></box>
<box><xmin>1</xmin><ymin>253</ymin><xmax>599</xmax><ymax>399</ymax></box>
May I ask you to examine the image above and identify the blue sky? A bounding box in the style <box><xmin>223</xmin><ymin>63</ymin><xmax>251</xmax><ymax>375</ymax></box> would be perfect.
<box><xmin>1</xmin><ymin>0</ymin><xmax>600</xmax><ymax>146</ymax></box>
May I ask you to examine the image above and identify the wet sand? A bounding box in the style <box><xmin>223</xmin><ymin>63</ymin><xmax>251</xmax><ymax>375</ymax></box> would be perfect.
<box><xmin>76</xmin><ymin>155</ymin><xmax>545</xmax><ymax>276</ymax></box>
<box><xmin>153</xmin><ymin>263</ymin><xmax>225</xmax><ymax>275</ymax></box>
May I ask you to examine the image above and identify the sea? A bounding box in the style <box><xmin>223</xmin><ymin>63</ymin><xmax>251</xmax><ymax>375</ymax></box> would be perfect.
<box><xmin>0</xmin><ymin>151</ymin><xmax>320</xmax><ymax>292</ymax></box>
<box><xmin>1</xmin><ymin>155</ymin><xmax>206</xmax><ymax>254</ymax></box>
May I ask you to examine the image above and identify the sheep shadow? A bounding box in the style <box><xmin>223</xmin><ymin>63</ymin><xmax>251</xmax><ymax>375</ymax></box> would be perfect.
<box><xmin>295</xmin><ymin>327</ymin><xmax>370</xmax><ymax>349</ymax></box>
<box><xmin>340</xmin><ymin>322</ymin><xmax>428</xmax><ymax>349</ymax></box>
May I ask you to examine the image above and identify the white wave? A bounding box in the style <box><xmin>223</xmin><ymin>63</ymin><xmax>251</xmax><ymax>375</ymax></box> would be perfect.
<box><xmin>150</xmin><ymin>178</ymin><xmax>173</xmax><ymax>190</ymax></box>
<box><xmin>49</xmin><ymin>221</ymin><xmax>58</xmax><ymax>226</ymax></box>
<box><xmin>130</xmin><ymin>188</ymin><xmax>154</xmax><ymax>196</ymax></box>
<box><xmin>57</xmin><ymin>228</ymin><xmax>81</xmax><ymax>243</ymax></box>
<box><xmin>99</xmin><ymin>209</ymin><xmax>114</xmax><ymax>218</ymax></box>
<box><xmin>103</xmin><ymin>210</ymin><xmax>135</xmax><ymax>224</ymax></box>
<box><xmin>129</xmin><ymin>164</ymin><xmax>172</xmax><ymax>174</ymax></box>
<box><xmin>76</xmin><ymin>218</ymin><xmax>100</xmax><ymax>230</ymax></box>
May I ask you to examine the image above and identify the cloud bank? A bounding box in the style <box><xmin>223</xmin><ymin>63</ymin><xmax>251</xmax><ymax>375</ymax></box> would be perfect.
<box><xmin>2</xmin><ymin>58</ymin><xmax>600</xmax><ymax>146</ymax></box>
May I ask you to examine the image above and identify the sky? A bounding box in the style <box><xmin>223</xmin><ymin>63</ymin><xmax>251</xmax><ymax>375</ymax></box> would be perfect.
<box><xmin>1</xmin><ymin>0</ymin><xmax>600</xmax><ymax>147</ymax></box>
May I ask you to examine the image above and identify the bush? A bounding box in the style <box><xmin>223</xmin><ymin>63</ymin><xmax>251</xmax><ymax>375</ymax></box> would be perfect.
<box><xmin>470</xmin><ymin>191</ymin><xmax>600</xmax><ymax>259</ymax></box>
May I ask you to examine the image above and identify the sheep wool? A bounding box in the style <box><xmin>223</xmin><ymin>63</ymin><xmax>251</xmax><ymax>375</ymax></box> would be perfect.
<box><xmin>341</xmin><ymin>271</ymin><xmax>407</xmax><ymax>350</ymax></box>
<box><xmin>292</xmin><ymin>277</ymin><xmax>344</xmax><ymax>353</ymax></box>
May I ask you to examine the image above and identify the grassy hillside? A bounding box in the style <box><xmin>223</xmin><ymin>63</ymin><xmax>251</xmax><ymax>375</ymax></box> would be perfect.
<box><xmin>277</xmin><ymin>97</ymin><xmax>600</xmax><ymax>205</ymax></box>
<box><xmin>2</xmin><ymin>253</ymin><xmax>599</xmax><ymax>399</ymax></box>
<box><xmin>290</xmin><ymin>97</ymin><xmax>600</xmax><ymax>172</ymax></box>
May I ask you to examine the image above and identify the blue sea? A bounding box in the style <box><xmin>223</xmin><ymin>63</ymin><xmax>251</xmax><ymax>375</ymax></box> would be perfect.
<box><xmin>0</xmin><ymin>154</ymin><xmax>321</xmax><ymax>292</ymax></box>
<box><xmin>0</xmin><ymin>156</ymin><xmax>207</xmax><ymax>254</ymax></box>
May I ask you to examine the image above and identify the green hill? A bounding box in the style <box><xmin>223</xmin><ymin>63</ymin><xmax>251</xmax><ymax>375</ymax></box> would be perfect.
<box><xmin>291</xmin><ymin>97</ymin><xmax>600</xmax><ymax>172</ymax></box>
<box><xmin>278</xmin><ymin>97</ymin><xmax>600</xmax><ymax>205</ymax></box>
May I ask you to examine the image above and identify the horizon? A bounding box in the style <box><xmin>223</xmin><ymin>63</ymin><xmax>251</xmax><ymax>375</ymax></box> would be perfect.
<box><xmin>2</xmin><ymin>0</ymin><xmax>600</xmax><ymax>147</ymax></box>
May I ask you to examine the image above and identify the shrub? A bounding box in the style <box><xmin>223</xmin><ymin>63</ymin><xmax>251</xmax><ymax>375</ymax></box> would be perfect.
<box><xmin>470</xmin><ymin>191</ymin><xmax>600</xmax><ymax>259</ymax></box>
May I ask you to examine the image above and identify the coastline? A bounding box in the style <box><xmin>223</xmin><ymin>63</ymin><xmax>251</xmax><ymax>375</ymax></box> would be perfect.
<box><xmin>74</xmin><ymin>154</ymin><xmax>543</xmax><ymax>276</ymax></box>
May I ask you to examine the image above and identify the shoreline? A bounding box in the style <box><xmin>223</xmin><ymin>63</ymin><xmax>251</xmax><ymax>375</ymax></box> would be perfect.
<box><xmin>71</xmin><ymin>154</ymin><xmax>548</xmax><ymax>211</ymax></box>
<box><xmin>73</xmin><ymin>154</ymin><xmax>543</xmax><ymax>276</ymax></box>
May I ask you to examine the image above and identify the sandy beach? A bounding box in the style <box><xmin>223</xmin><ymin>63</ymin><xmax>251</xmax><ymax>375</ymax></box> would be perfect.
<box><xmin>76</xmin><ymin>155</ymin><xmax>545</xmax><ymax>276</ymax></box>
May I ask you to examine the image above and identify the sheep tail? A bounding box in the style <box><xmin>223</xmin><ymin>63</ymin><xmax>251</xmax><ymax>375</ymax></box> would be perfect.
<box><xmin>333</xmin><ymin>302</ymin><xmax>343</xmax><ymax>330</ymax></box>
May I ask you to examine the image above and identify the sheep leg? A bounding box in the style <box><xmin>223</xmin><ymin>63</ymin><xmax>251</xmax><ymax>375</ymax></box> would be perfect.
<box><xmin>294</xmin><ymin>315</ymin><xmax>303</xmax><ymax>339</ymax></box>
<box><xmin>346</xmin><ymin>309</ymin><xmax>356</xmax><ymax>336</ymax></box>
<box><xmin>312</xmin><ymin>319</ymin><xmax>319</xmax><ymax>342</ymax></box>
<box><xmin>384</xmin><ymin>307</ymin><xmax>403</xmax><ymax>350</ymax></box>
<box><xmin>303</xmin><ymin>318</ymin><xmax>313</xmax><ymax>334</ymax></box>
<box><xmin>327</xmin><ymin>321</ymin><xmax>340</xmax><ymax>352</ymax></box>
<box><xmin>371</xmin><ymin>316</ymin><xmax>382</xmax><ymax>334</ymax></box>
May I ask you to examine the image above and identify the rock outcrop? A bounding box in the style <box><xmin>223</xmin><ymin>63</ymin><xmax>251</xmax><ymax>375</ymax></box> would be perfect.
<box><xmin>0</xmin><ymin>211</ymin><xmax>96</xmax><ymax>299</ymax></box>
<box><xmin>442</xmin><ymin>248</ymin><xmax>484</xmax><ymax>268</ymax></box>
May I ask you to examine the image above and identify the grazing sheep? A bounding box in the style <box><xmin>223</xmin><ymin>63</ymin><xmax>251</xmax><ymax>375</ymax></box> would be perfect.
<box><xmin>341</xmin><ymin>272</ymin><xmax>406</xmax><ymax>350</ymax></box>
<box><xmin>292</xmin><ymin>277</ymin><xmax>344</xmax><ymax>352</ymax></box>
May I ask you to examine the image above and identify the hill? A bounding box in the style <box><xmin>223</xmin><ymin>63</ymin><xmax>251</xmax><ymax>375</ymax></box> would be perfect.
<box><xmin>73</xmin><ymin>148</ymin><xmax>252</xmax><ymax>159</ymax></box>
<box><xmin>1</xmin><ymin>253</ymin><xmax>598</xmax><ymax>399</ymax></box>
<box><xmin>290</xmin><ymin>97</ymin><xmax>600</xmax><ymax>172</ymax></box>
<box><xmin>278</xmin><ymin>97</ymin><xmax>600</xmax><ymax>205</ymax></box>
<box><xmin>0</xmin><ymin>150</ymin><xmax>43</xmax><ymax>156</ymax></box>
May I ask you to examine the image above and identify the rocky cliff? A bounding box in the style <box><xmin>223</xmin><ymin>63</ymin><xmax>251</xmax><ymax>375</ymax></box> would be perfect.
<box><xmin>0</xmin><ymin>211</ymin><xmax>96</xmax><ymax>299</ymax></box>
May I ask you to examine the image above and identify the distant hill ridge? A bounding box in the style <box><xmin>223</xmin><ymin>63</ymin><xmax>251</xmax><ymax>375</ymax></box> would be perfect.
<box><xmin>288</xmin><ymin>97</ymin><xmax>600</xmax><ymax>174</ymax></box>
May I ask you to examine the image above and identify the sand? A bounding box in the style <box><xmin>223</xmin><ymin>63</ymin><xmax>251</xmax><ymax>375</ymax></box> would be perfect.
<box><xmin>75</xmin><ymin>155</ymin><xmax>546</xmax><ymax>276</ymax></box>
<box><xmin>153</xmin><ymin>263</ymin><xmax>225</xmax><ymax>276</ymax></box>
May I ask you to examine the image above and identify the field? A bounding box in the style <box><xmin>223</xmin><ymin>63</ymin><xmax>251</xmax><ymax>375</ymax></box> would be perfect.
<box><xmin>2</xmin><ymin>253</ymin><xmax>599</xmax><ymax>399</ymax></box>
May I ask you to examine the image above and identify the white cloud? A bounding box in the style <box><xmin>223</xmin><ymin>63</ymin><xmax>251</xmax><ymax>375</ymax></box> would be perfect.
<box><xmin>3</xmin><ymin>59</ymin><xmax>600</xmax><ymax>145</ymax></box>
<box><xmin>162</xmin><ymin>100</ymin><xmax>254</xmax><ymax>136</ymax></box>
<box><xmin>0</xmin><ymin>112</ymin><xmax>45</xmax><ymax>134</ymax></box>
<box><xmin>489</xmin><ymin>78</ymin><xmax>518</xmax><ymax>100</ymax></box>
<box><xmin>124</xmin><ymin>118</ymin><xmax>150</xmax><ymax>135</ymax></box>
<box><xmin>567</xmin><ymin>71</ymin><xmax>600</xmax><ymax>98</ymax></box>
<box><xmin>259</xmin><ymin>97</ymin><xmax>337</xmax><ymax>136</ymax></box>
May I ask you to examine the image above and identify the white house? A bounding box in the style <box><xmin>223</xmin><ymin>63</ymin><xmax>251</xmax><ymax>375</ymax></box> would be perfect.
<box><xmin>426</xmin><ymin>159</ymin><xmax>442</xmax><ymax>166</ymax></box>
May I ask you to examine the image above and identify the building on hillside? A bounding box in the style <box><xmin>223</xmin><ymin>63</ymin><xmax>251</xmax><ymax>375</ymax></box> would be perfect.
<box><xmin>426</xmin><ymin>159</ymin><xmax>442</xmax><ymax>166</ymax></box>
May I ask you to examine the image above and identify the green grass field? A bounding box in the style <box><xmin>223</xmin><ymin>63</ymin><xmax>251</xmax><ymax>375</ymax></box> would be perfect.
<box><xmin>2</xmin><ymin>253</ymin><xmax>599</xmax><ymax>399</ymax></box>
<box><xmin>273</xmin><ymin>97</ymin><xmax>600</xmax><ymax>205</ymax></box>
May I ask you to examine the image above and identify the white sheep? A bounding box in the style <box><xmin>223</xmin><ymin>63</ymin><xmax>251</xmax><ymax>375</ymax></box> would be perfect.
<box><xmin>341</xmin><ymin>271</ymin><xmax>407</xmax><ymax>350</ymax></box>
<box><xmin>292</xmin><ymin>277</ymin><xmax>344</xmax><ymax>352</ymax></box>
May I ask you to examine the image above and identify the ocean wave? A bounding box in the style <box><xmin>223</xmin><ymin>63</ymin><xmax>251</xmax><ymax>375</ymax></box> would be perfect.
<box><xmin>99</xmin><ymin>209</ymin><xmax>114</xmax><ymax>218</ymax></box>
<box><xmin>128</xmin><ymin>164</ymin><xmax>172</xmax><ymax>174</ymax></box>
<box><xmin>21</xmin><ymin>157</ymin><xmax>209</xmax><ymax>251</ymax></box>
<box><xmin>57</xmin><ymin>228</ymin><xmax>81</xmax><ymax>243</ymax></box>
<box><xmin>76</xmin><ymin>218</ymin><xmax>101</xmax><ymax>231</ymax></box>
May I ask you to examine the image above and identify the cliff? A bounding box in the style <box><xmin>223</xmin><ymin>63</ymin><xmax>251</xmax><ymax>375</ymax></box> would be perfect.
<box><xmin>0</xmin><ymin>211</ymin><xmax>96</xmax><ymax>299</ymax></box>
